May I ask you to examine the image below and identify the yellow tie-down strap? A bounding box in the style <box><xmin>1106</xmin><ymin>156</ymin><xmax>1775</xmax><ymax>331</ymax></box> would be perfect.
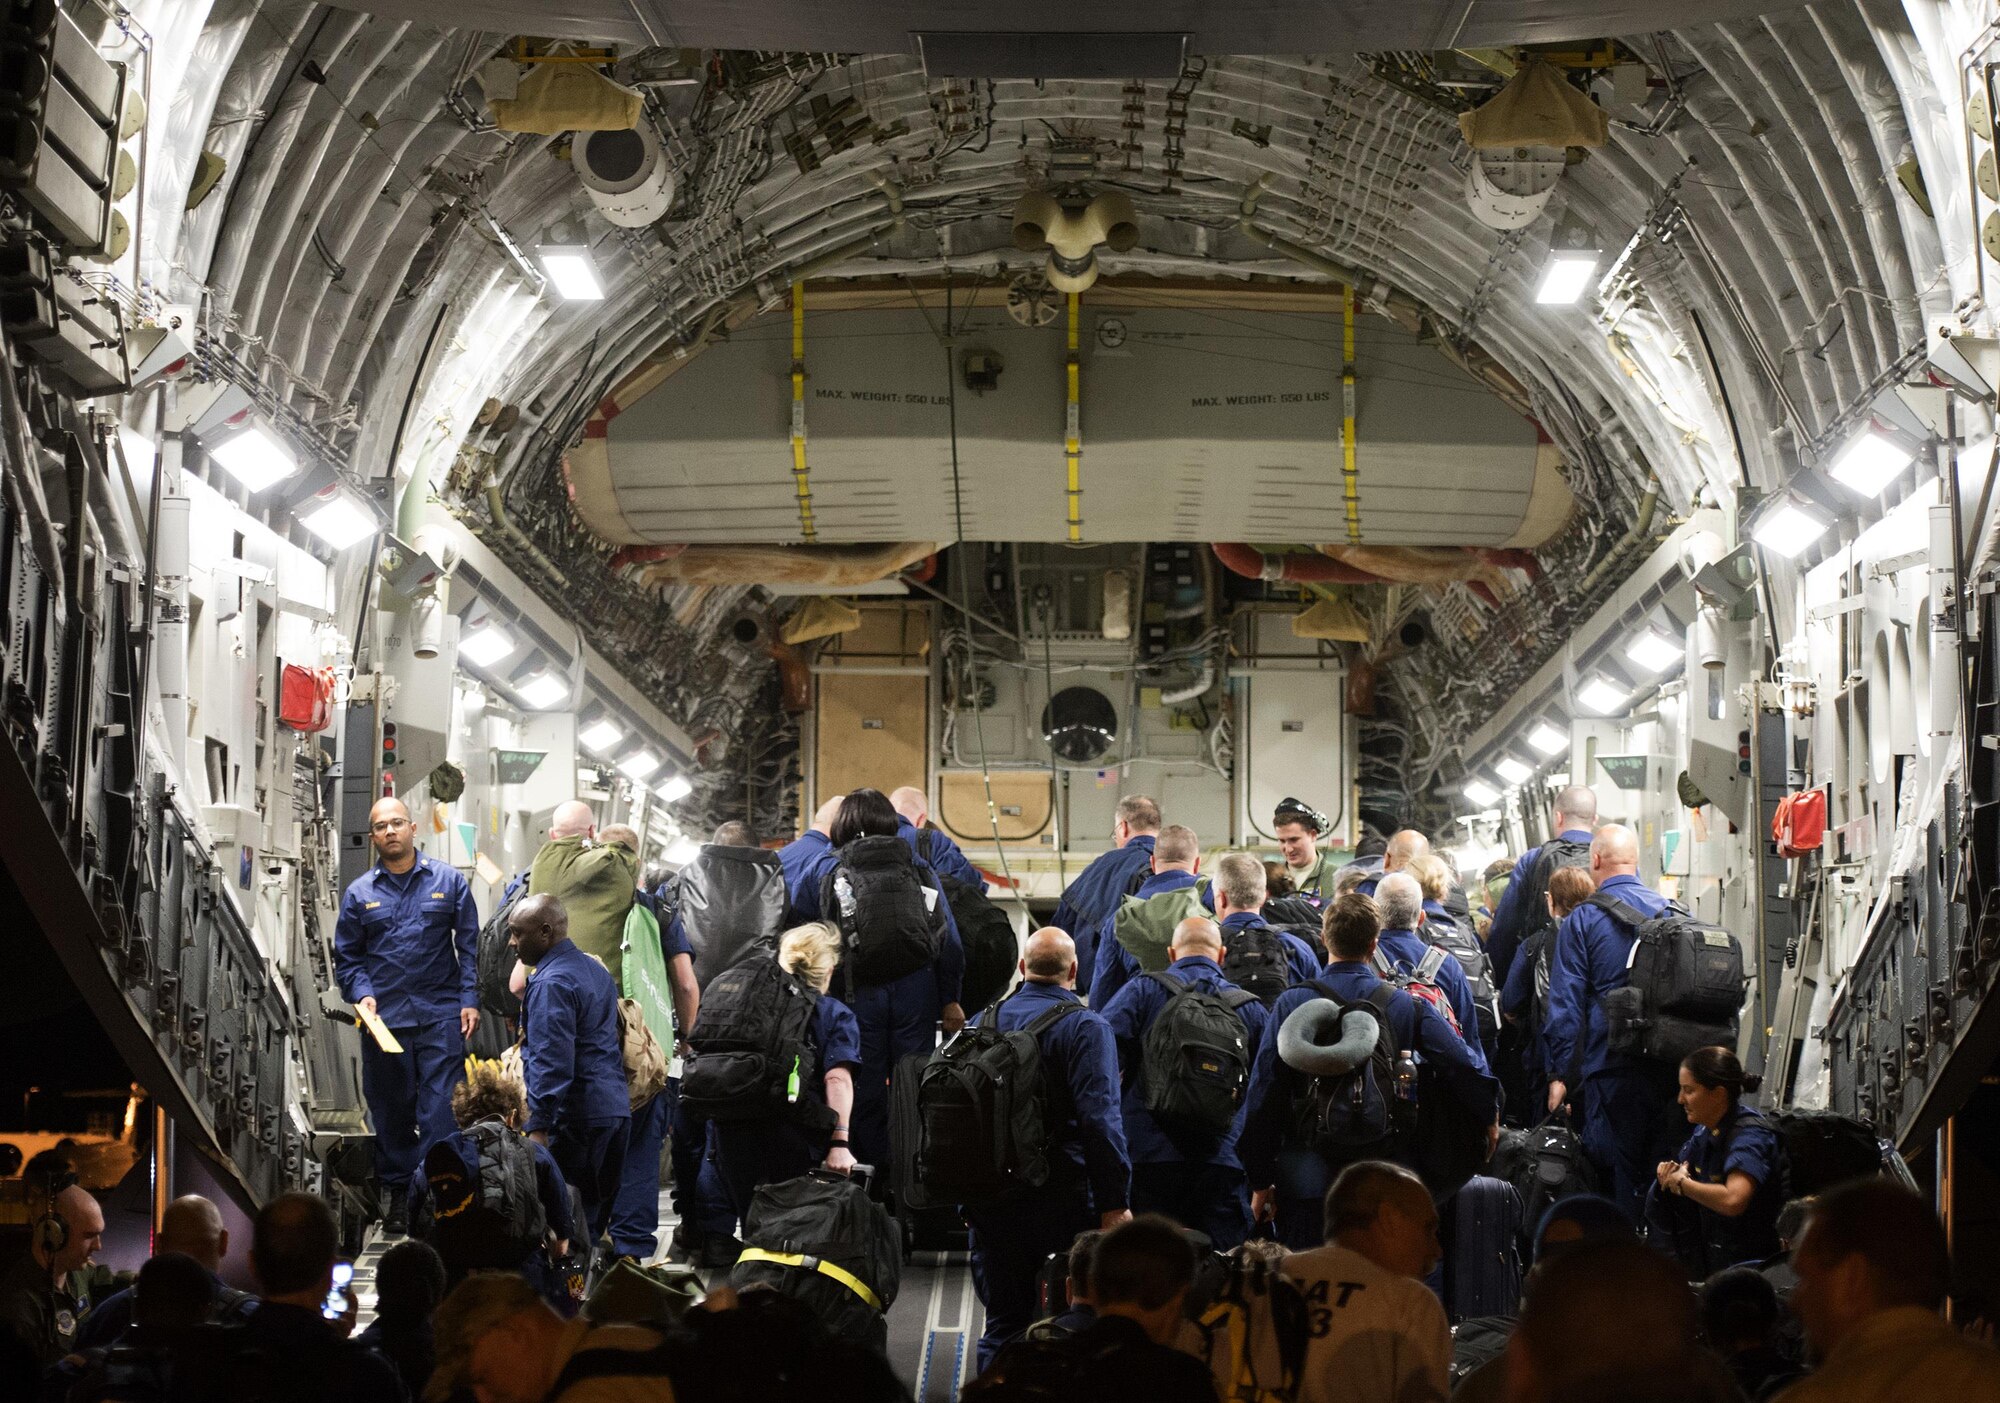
<box><xmin>736</xmin><ymin>1248</ymin><xmax>882</xmax><ymax>1311</ymax></box>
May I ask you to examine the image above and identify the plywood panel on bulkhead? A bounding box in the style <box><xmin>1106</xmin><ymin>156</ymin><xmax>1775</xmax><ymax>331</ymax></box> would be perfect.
<box><xmin>938</xmin><ymin>770</ymin><xmax>1053</xmax><ymax>842</ymax></box>
<box><xmin>816</xmin><ymin>671</ymin><xmax>928</xmax><ymax>805</ymax></box>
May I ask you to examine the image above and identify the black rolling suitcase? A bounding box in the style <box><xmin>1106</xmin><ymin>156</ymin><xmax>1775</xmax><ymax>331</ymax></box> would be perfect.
<box><xmin>888</xmin><ymin>1050</ymin><xmax>965</xmax><ymax>1253</ymax></box>
<box><xmin>1443</xmin><ymin>1175</ymin><xmax>1523</xmax><ymax>1321</ymax></box>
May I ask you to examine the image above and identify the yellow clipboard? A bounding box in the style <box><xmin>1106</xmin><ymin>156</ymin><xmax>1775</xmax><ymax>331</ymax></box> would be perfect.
<box><xmin>356</xmin><ymin>1004</ymin><xmax>404</xmax><ymax>1054</ymax></box>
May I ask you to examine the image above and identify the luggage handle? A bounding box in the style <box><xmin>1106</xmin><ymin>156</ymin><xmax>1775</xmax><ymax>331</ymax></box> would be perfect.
<box><xmin>809</xmin><ymin>1163</ymin><xmax>875</xmax><ymax>1190</ymax></box>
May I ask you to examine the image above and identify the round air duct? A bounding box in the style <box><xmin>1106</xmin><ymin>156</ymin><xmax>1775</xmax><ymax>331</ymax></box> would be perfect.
<box><xmin>1464</xmin><ymin>148</ymin><xmax>1563</xmax><ymax>230</ymax></box>
<box><xmin>573</xmin><ymin>124</ymin><xmax>674</xmax><ymax>228</ymax></box>
<box><xmin>1041</xmin><ymin>686</ymin><xmax>1119</xmax><ymax>764</ymax></box>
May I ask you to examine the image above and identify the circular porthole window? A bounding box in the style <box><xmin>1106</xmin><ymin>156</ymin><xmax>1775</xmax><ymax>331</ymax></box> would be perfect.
<box><xmin>1041</xmin><ymin>686</ymin><xmax>1119</xmax><ymax>764</ymax></box>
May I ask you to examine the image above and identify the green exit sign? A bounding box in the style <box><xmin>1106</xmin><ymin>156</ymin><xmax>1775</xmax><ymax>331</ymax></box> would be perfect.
<box><xmin>496</xmin><ymin>750</ymin><xmax>546</xmax><ymax>785</ymax></box>
<box><xmin>1596</xmin><ymin>754</ymin><xmax>1653</xmax><ymax>791</ymax></box>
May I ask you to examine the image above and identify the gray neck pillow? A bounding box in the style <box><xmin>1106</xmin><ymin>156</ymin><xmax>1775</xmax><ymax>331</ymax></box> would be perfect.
<box><xmin>1278</xmin><ymin>1000</ymin><xmax>1381</xmax><ymax>1076</ymax></box>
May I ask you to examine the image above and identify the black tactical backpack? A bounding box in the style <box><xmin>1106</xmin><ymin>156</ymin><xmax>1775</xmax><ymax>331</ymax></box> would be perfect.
<box><xmin>820</xmin><ymin>834</ymin><xmax>942</xmax><ymax>989</ymax></box>
<box><xmin>1287</xmin><ymin>981</ymin><xmax>1407</xmax><ymax>1166</ymax></box>
<box><xmin>681</xmin><ymin>958</ymin><xmax>822</xmax><ymax>1122</ymax></box>
<box><xmin>1587</xmin><ymin>894</ymin><xmax>1746</xmax><ymax>1063</ymax></box>
<box><xmin>918</xmin><ymin>829</ymin><xmax>1019</xmax><ymax>1011</ymax></box>
<box><xmin>421</xmin><ymin>1118</ymin><xmax>548</xmax><ymax>1260</ymax></box>
<box><xmin>1425</xmin><ymin>911</ymin><xmax>1500</xmax><ymax>1045</ymax></box>
<box><xmin>1220</xmin><ymin>923</ymin><xmax>1295</xmax><ymax>1005</ymax></box>
<box><xmin>1141</xmin><ymin>972</ymin><xmax>1260</xmax><ymax>1143</ymax></box>
<box><xmin>916</xmin><ymin>994</ymin><xmax>1079</xmax><ymax>1203</ymax></box>
<box><xmin>663</xmin><ymin>844</ymin><xmax>788</xmax><ymax>986</ymax></box>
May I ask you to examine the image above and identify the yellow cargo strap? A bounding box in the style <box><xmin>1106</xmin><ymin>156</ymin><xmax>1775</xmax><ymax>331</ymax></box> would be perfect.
<box><xmin>1064</xmin><ymin>291</ymin><xmax>1082</xmax><ymax>542</ymax></box>
<box><xmin>1340</xmin><ymin>284</ymin><xmax>1359</xmax><ymax>543</ymax></box>
<box><xmin>736</xmin><ymin>1248</ymin><xmax>882</xmax><ymax>1310</ymax></box>
<box><xmin>790</xmin><ymin>282</ymin><xmax>817</xmax><ymax>542</ymax></box>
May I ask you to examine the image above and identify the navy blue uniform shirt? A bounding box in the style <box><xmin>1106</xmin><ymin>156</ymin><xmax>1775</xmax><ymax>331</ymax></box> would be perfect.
<box><xmin>972</xmin><ymin>982</ymin><xmax>1130</xmax><ymax>1212</ymax></box>
<box><xmin>806</xmin><ymin>993</ymin><xmax>864</xmax><ymax>1100</ymax></box>
<box><xmin>520</xmin><ymin>939</ymin><xmax>631</xmax><ymax>1135</ymax></box>
<box><xmin>1219</xmin><ymin>911</ymin><xmax>1321</xmax><ymax>986</ymax></box>
<box><xmin>1647</xmin><ymin>1102</ymin><xmax>1784</xmax><ymax>1272</ymax></box>
<box><xmin>1486</xmin><ymin>830</ymin><xmax>1594</xmax><ymax>982</ymax></box>
<box><xmin>1089</xmin><ymin>869</ymin><xmax>1213</xmax><ymax>1006</ymax></box>
<box><xmin>1377</xmin><ymin>926</ymin><xmax>1489</xmax><ymax>1072</ymax></box>
<box><xmin>1099</xmin><ymin>954</ymin><xmax>1269</xmax><ymax>1168</ymax></box>
<box><xmin>1542</xmin><ymin>873</ymin><xmax>1672</xmax><ymax>1083</ymax></box>
<box><xmin>1238</xmin><ymin>960</ymin><xmax>1500</xmax><ymax>1190</ymax></box>
<box><xmin>1052</xmin><ymin>835</ymin><xmax>1158</xmax><ymax>986</ymax></box>
<box><xmin>334</xmin><ymin>852</ymin><xmax>479</xmax><ymax>1027</ymax></box>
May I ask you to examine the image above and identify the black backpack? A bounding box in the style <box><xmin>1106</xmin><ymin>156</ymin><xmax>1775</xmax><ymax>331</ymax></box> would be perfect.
<box><xmin>730</xmin><ymin>1169</ymin><xmax>903</xmax><ymax>1348</ymax></box>
<box><xmin>1287</xmin><ymin>981</ymin><xmax>1407</xmax><ymax>1166</ymax></box>
<box><xmin>664</xmin><ymin>844</ymin><xmax>788</xmax><ymax>986</ymax></box>
<box><xmin>476</xmin><ymin>871</ymin><xmax>531</xmax><ymax>1020</ymax></box>
<box><xmin>918</xmin><ymin>829</ymin><xmax>1018</xmax><ymax>1011</ymax></box>
<box><xmin>820</xmin><ymin>834</ymin><xmax>943</xmax><ymax>989</ymax></box>
<box><xmin>1140</xmin><ymin>972</ymin><xmax>1260</xmax><ymax>1143</ymax></box>
<box><xmin>1587</xmin><ymin>894</ymin><xmax>1746</xmax><ymax>1063</ymax></box>
<box><xmin>682</xmin><ymin>959</ymin><xmax>822</xmax><ymax>1122</ymax></box>
<box><xmin>1262</xmin><ymin>894</ymin><xmax>1324</xmax><ymax>932</ymax></box>
<box><xmin>1768</xmin><ymin>1109</ymin><xmax>1888</xmax><ymax>1197</ymax></box>
<box><xmin>915</xmin><ymin>994</ymin><xmax>1080</xmax><ymax>1203</ymax></box>
<box><xmin>1220</xmin><ymin>924</ymin><xmax>1295</xmax><ymax>1005</ymax></box>
<box><xmin>1488</xmin><ymin>1118</ymin><xmax>1598</xmax><ymax>1255</ymax></box>
<box><xmin>421</xmin><ymin>1119</ymin><xmax>549</xmax><ymax>1262</ymax></box>
<box><xmin>1514</xmin><ymin>838</ymin><xmax>1591</xmax><ymax>957</ymax></box>
<box><xmin>69</xmin><ymin>1341</ymin><xmax>177</xmax><ymax>1403</ymax></box>
<box><xmin>1425</xmin><ymin>912</ymin><xmax>1500</xmax><ymax>1045</ymax></box>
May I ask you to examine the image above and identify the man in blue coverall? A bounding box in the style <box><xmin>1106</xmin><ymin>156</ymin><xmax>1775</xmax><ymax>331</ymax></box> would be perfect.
<box><xmin>508</xmin><ymin>893</ymin><xmax>632</xmax><ymax>1250</ymax></box>
<box><xmin>965</xmin><ymin>927</ymin><xmax>1131</xmax><ymax>1369</ymax></box>
<box><xmin>890</xmin><ymin>786</ymin><xmax>988</xmax><ymax>891</ymax></box>
<box><xmin>335</xmin><ymin>796</ymin><xmax>482</xmax><ymax>1233</ymax></box>
<box><xmin>1051</xmin><ymin>794</ymin><xmax>1161</xmax><ymax>991</ymax></box>
<box><xmin>1371</xmin><ymin>872</ymin><xmax>1490</xmax><ymax>1072</ymax></box>
<box><xmin>1542</xmin><ymin>823</ymin><xmax>1683</xmax><ymax>1220</ymax></box>
<box><xmin>775</xmin><ymin>794</ymin><xmax>844</xmax><ymax>911</ymax></box>
<box><xmin>1089</xmin><ymin>823</ymin><xmax>1209</xmax><ymax>1006</ymax></box>
<box><xmin>1239</xmin><ymin>893</ymin><xmax>1500</xmax><ymax>1250</ymax></box>
<box><xmin>1484</xmin><ymin>785</ymin><xmax>1598</xmax><ymax>984</ymax></box>
<box><xmin>1353</xmin><ymin>829</ymin><xmax>1429</xmax><ymax>900</ymax></box>
<box><xmin>1212</xmin><ymin>851</ymin><xmax>1323</xmax><ymax>988</ymax></box>
<box><xmin>1099</xmin><ymin>916</ymin><xmax>1267</xmax><ymax>1248</ymax></box>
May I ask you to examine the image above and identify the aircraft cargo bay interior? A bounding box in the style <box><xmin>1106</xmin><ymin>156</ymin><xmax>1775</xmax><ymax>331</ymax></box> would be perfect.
<box><xmin>4</xmin><ymin>3</ymin><xmax>2000</xmax><ymax>1402</ymax></box>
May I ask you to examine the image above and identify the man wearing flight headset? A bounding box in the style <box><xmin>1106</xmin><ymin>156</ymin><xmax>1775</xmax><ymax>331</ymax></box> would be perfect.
<box><xmin>1</xmin><ymin>1151</ymin><xmax>106</xmax><ymax>1374</ymax></box>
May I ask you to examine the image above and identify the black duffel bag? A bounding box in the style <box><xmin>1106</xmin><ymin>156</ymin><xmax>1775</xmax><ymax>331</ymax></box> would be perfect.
<box><xmin>730</xmin><ymin>1170</ymin><xmax>902</xmax><ymax>1353</ymax></box>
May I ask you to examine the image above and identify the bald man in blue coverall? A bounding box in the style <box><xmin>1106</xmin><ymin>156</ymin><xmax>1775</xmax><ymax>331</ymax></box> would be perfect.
<box><xmin>1542</xmin><ymin>824</ymin><xmax>1683</xmax><ymax>1220</ymax></box>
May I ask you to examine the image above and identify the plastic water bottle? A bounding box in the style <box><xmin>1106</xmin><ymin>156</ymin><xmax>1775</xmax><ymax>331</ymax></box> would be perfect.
<box><xmin>1394</xmin><ymin>1049</ymin><xmax>1419</xmax><ymax>1102</ymax></box>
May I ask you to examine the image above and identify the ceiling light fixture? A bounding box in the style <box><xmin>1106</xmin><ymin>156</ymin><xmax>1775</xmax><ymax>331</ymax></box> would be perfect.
<box><xmin>1826</xmin><ymin>422</ymin><xmax>1917</xmax><ymax>497</ymax></box>
<box><xmin>1495</xmin><ymin>756</ymin><xmax>1534</xmax><ymax>785</ymax></box>
<box><xmin>516</xmin><ymin>671</ymin><xmax>569</xmax><ymax>710</ymax></box>
<box><xmin>579</xmin><ymin>718</ymin><xmax>624</xmax><ymax>753</ymax></box>
<box><xmin>1535</xmin><ymin>248</ymin><xmax>1602</xmax><ymax>305</ymax></box>
<box><xmin>656</xmin><ymin>773</ymin><xmax>693</xmax><ymax>803</ymax></box>
<box><xmin>1624</xmin><ymin>630</ymin><xmax>1682</xmax><ymax>674</ymax></box>
<box><xmin>459</xmin><ymin>620</ymin><xmax>516</xmax><ymax>669</ymax></box>
<box><xmin>1528</xmin><ymin>723</ymin><xmax>1568</xmax><ymax>756</ymax></box>
<box><xmin>617</xmin><ymin>749</ymin><xmax>661</xmax><ymax>782</ymax></box>
<box><xmin>295</xmin><ymin>488</ymin><xmax>377</xmax><ymax>550</ymax></box>
<box><xmin>537</xmin><ymin>242</ymin><xmax>603</xmax><ymax>300</ymax></box>
<box><xmin>206</xmin><ymin>417</ymin><xmax>298</xmax><ymax>492</ymax></box>
<box><xmin>1578</xmin><ymin>675</ymin><xmax>1630</xmax><ymax>715</ymax></box>
<box><xmin>1751</xmin><ymin>500</ymin><xmax>1832</xmax><ymax>559</ymax></box>
<box><xmin>1462</xmin><ymin>779</ymin><xmax>1501</xmax><ymax>807</ymax></box>
<box><xmin>664</xmin><ymin>835</ymin><xmax>701</xmax><ymax>865</ymax></box>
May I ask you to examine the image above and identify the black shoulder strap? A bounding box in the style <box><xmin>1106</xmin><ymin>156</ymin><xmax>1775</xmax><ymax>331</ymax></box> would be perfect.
<box><xmin>1583</xmin><ymin>892</ymin><xmax>1652</xmax><ymax>929</ymax></box>
<box><xmin>550</xmin><ymin>1342</ymin><xmax>677</xmax><ymax>1392</ymax></box>
<box><xmin>1145</xmin><ymin>971</ymin><xmax>1188</xmax><ymax>996</ymax></box>
<box><xmin>1221</xmin><ymin>987</ymin><xmax>1261</xmax><ymax>1012</ymax></box>
<box><xmin>1025</xmin><ymin>1000</ymin><xmax>1084</xmax><ymax>1036</ymax></box>
<box><xmin>1362</xmin><ymin>982</ymin><xmax>1401</xmax><ymax>1052</ymax></box>
<box><xmin>916</xmin><ymin>827</ymin><xmax>938</xmax><ymax>864</ymax></box>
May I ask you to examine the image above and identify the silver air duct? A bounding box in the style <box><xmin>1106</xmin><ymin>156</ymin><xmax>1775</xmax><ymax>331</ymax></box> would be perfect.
<box><xmin>573</xmin><ymin>124</ymin><xmax>675</xmax><ymax>229</ymax></box>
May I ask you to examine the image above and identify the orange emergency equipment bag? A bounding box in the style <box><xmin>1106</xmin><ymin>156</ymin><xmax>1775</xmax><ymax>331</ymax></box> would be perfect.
<box><xmin>278</xmin><ymin>663</ymin><xmax>337</xmax><ymax>733</ymax></box>
<box><xmin>1772</xmin><ymin>789</ymin><xmax>1826</xmax><ymax>859</ymax></box>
